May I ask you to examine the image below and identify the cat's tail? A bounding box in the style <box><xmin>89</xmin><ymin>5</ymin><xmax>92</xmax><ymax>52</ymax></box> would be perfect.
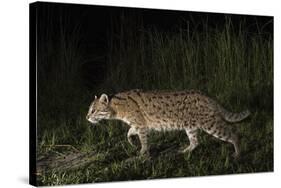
<box><xmin>218</xmin><ymin>106</ymin><xmax>250</xmax><ymax>123</ymax></box>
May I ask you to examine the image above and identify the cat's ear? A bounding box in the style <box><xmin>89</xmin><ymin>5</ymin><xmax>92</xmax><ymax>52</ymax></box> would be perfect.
<box><xmin>99</xmin><ymin>94</ymin><xmax>109</xmax><ymax>104</ymax></box>
<box><xmin>94</xmin><ymin>95</ymin><xmax>97</xmax><ymax>100</ymax></box>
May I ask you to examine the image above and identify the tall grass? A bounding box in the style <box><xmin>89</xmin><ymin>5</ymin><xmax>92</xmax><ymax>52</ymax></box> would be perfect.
<box><xmin>37</xmin><ymin>5</ymin><xmax>90</xmax><ymax>142</ymax></box>
<box><xmin>105</xmin><ymin>16</ymin><xmax>272</xmax><ymax>111</ymax></box>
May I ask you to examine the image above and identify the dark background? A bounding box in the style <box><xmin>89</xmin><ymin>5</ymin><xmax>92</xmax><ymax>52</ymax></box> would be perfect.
<box><xmin>36</xmin><ymin>2</ymin><xmax>273</xmax><ymax>89</ymax></box>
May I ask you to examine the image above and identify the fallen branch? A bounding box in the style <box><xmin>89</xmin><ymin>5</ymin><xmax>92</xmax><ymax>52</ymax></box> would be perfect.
<box><xmin>42</xmin><ymin>144</ymin><xmax>80</xmax><ymax>152</ymax></box>
<box><xmin>36</xmin><ymin>142</ymin><xmax>182</xmax><ymax>175</ymax></box>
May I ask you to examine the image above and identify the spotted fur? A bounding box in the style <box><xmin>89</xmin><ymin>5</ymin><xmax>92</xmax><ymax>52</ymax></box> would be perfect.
<box><xmin>86</xmin><ymin>89</ymin><xmax>250</xmax><ymax>158</ymax></box>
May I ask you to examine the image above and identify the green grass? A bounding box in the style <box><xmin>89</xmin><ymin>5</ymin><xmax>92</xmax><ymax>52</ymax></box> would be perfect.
<box><xmin>37</xmin><ymin>114</ymin><xmax>273</xmax><ymax>185</ymax></box>
<box><xmin>36</xmin><ymin>14</ymin><xmax>273</xmax><ymax>186</ymax></box>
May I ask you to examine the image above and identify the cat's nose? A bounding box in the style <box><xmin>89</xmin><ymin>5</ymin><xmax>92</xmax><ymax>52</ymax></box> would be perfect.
<box><xmin>86</xmin><ymin>115</ymin><xmax>89</xmax><ymax>120</ymax></box>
